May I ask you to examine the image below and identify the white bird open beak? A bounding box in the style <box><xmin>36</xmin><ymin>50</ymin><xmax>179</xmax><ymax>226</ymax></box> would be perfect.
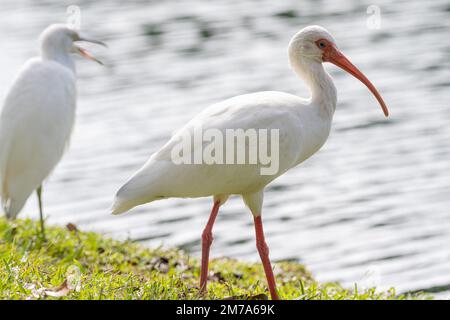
<box><xmin>324</xmin><ymin>45</ymin><xmax>389</xmax><ymax>117</ymax></box>
<box><xmin>74</xmin><ymin>37</ymin><xmax>107</xmax><ymax>65</ymax></box>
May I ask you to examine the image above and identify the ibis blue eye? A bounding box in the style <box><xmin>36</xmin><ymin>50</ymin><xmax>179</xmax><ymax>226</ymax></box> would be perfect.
<box><xmin>319</xmin><ymin>41</ymin><xmax>326</xmax><ymax>48</ymax></box>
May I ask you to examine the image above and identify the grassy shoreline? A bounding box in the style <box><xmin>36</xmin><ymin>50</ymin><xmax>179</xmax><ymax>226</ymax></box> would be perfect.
<box><xmin>0</xmin><ymin>218</ymin><xmax>426</xmax><ymax>300</ymax></box>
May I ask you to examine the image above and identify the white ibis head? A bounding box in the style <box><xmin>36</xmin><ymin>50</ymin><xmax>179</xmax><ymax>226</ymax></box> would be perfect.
<box><xmin>39</xmin><ymin>24</ymin><xmax>106</xmax><ymax>65</ymax></box>
<box><xmin>289</xmin><ymin>25</ymin><xmax>389</xmax><ymax>117</ymax></box>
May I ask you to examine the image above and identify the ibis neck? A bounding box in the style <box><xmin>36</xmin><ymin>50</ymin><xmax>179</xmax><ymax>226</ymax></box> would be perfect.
<box><xmin>41</xmin><ymin>48</ymin><xmax>76</xmax><ymax>73</ymax></box>
<box><xmin>291</xmin><ymin>56</ymin><xmax>337</xmax><ymax>119</ymax></box>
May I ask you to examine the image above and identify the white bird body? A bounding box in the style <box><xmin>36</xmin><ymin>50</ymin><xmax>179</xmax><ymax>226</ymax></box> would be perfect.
<box><xmin>0</xmin><ymin>51</ymin><xmax>76</xmax><ymax>219</ymax></box>
<box><xmin>111</xmin><ymin>25</ymin><xmax>388</xmax><ymax>299</ymax></box>
<box><xmin>112</xmin><ymin>90</ymin><xmax>333</xmax><ymax>213</ymax></box>
<box><xmin>0</xmin><ymin>24</ymin><xmax>104</xmax><ymax>227</ymax></box>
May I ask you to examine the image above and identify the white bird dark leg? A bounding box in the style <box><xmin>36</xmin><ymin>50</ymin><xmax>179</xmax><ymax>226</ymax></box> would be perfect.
<box><xmin>253</xmin><ymin>215</ymin><xmax>279</xmax><ymax>300</ymax></box>
<box><xmin>36</xmin><ymin>186</ymin><xmax>46</xmax><ymax>240</ymax></box>
<box><xmin>199</xmin><ymin>200</ymin><xmax>221</xmax><ymax>293</ymax></box>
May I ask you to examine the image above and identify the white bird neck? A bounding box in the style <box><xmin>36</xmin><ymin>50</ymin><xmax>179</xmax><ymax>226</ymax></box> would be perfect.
<box><xmin>41</xmin><ymin>47</ymin><xmax>76</xmax><ymax>73</ymax></box>
<box><xmin>290</xmin><ymin>56</ymin><xmax>337</xmax><ymax>119</ymax></box>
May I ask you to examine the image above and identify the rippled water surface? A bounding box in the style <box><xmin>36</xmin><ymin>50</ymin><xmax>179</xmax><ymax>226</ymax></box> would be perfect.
<box><xmin>1</xmin><ymin>0</ymin><xmax>449</xmax><ymax>296</ymax></box>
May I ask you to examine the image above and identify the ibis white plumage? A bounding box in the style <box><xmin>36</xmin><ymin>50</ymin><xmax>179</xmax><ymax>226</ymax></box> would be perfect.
<box><xmin>111</xmin><ymin>26</ymin><xmax>389</xmax><ymax>300</ymax></box>
<box><xmin>0</xmin><ymin>24</ymin><xmax>105</xmax><ymax>239</ymax></box>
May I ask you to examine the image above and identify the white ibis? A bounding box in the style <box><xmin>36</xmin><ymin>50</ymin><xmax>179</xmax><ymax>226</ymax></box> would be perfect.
<box><xmin>0</xmin><ymin>24</ymin><xmax>105</xmax><ymax>239</ymax></box>
<box><xmin>111</xmin><ymin>25</ymin><xmax>389</xmax><ymax>300</ymax></box>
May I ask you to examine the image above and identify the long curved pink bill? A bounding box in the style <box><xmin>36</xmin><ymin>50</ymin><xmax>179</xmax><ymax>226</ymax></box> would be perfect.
<box><xmin>327</xmin><ymin>47</ymin><xmax>389</xmax><ymax>117</ymax></box>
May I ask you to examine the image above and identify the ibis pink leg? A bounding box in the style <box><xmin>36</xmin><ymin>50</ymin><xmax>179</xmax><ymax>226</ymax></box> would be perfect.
<box><xmin>199</xmin><ymin>200</ymin><xmax>221</xmax><ymax>293</ymax></box>
<box><xmin>254</xmin><ymin>215</ymin><xmax>280</xmax><ymax>300</ymax></box>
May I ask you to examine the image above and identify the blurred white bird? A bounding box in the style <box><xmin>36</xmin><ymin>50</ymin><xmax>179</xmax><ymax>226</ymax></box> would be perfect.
<box><xmin>0</xmin><ymin>24</ymin><xmax>105</xmax><ymax>239</ymax></box>
<box><xmin>111</xmin><ymin>26</ymin><xmax>389</xmax><ymax>299</ymax></box>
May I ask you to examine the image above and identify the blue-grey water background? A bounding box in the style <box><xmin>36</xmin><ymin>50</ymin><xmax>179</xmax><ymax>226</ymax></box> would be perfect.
<box><xmin>1</xmin><ymin>0</ymin><xmax>449</xmax><ymax>297</ymax></box>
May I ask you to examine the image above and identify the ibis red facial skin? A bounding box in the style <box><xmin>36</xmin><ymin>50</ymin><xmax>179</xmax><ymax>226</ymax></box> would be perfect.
<box><xmin>111</xmin><ymin>26</ymin><xmax>389</xmax><ymax>300</ymax></box>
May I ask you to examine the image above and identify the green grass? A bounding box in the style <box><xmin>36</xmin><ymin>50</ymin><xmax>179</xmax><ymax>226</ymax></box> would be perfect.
<box><xmin>0</xmin><ymin>218</ymin><xmax>427</xmax><ymax>300</ymax></box>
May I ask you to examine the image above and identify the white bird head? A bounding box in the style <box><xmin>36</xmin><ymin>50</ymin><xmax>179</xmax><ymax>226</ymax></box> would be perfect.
<box><xmin>289</xmin><ymin>25</ymin><xmax>389</xmax><ymax>117</ymax></box>
<box><xmin>289</xmin><ymin>25</ymin><xmax>337</xmax><ymax>62</ymax></box>
<box><xmin>39</xmin><ymin>24</ymin><xmax>106</xmax><ymax>65</ymax></box>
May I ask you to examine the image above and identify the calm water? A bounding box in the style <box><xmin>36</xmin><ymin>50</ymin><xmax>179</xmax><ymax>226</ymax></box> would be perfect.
<box><xmin>1</xmin><ymin>0</ymin><xmax>449</xmax><ymax>297</ymax></box>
